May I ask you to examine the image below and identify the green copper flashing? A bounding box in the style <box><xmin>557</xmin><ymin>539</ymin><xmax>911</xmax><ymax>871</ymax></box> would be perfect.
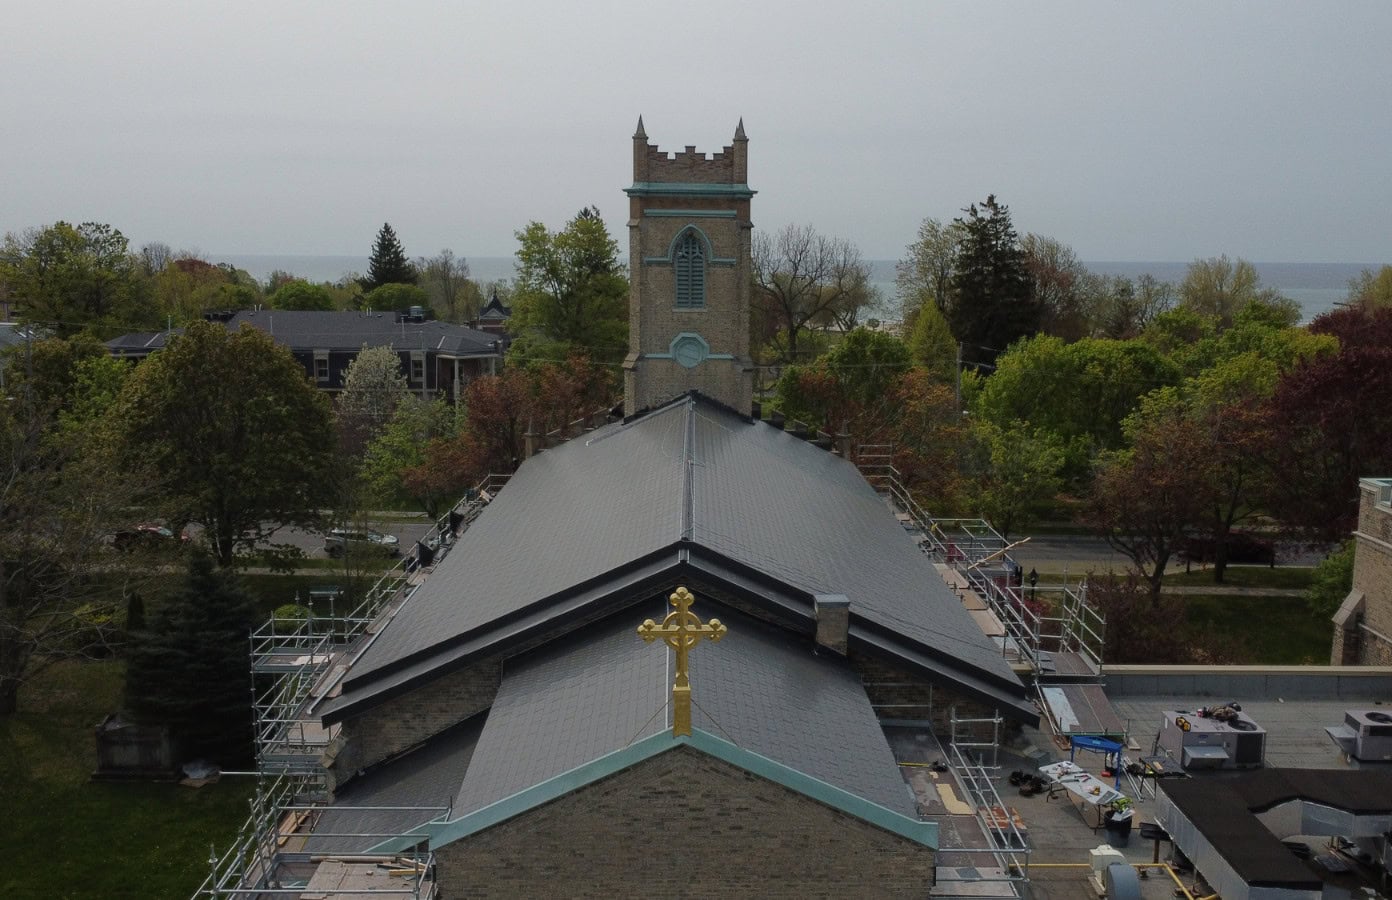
<box><xmin>685</xmin><ymin>730</ymin><xmax>937</xmax><ymax>848</ymax></box>
<box><xmin>381</xmin><ymin>728</ymin><xmax>936</xmax><ymax>853</ymax></box>
<box><xmin>644</xmin><ymin>209</ymin><xmax>738</xmax><ymax>218</ymax></box>
<box><xmin>644</xmin><ymin>256</ymin><xmax>736</xmax><ymax>267</ymax></box>
<box><xmin>373</xmin><ymin>729</ymin><xmax>677</xmax><ymax>852</ymax></box>
<box><xmin>626</xmin><ymin>181</ymin><xmax>756</xmax><ymax>199</ymax></box>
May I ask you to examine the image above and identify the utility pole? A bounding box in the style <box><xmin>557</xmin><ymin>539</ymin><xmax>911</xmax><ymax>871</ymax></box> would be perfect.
<box><xmin>955</xmin><ymin>341</ymin><xmax>963</xmax><ymax>414</ymax></box>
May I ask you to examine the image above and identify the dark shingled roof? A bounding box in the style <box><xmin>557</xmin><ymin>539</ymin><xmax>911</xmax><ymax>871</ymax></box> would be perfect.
<box><xmin>1163</xmin><ymin>768</ymin><xmax>1392</xmax><ymax>889</ymax></box>
<box><xmin>451</xmin><ymin>604</ymin><xmax>916</xmax><ymax>819</ymax></box>
<box><xmin>106</xmin><ymin>312</ymin><xmax>502</xmax><ymax>357</ymax></box>
<box><xmin>224</xmin><ymin>310</ymin><xmax>501</xmax><ymax>355</ymax></box>
<box><xmin>333</xmin><ymin>394</ymin><xmax>1028</xmax><ymax>721</ymax></box>
<box><xmin>306</xmin><ymin>715</ymin><xmax>484</xmax><ymax>854</ymax></box>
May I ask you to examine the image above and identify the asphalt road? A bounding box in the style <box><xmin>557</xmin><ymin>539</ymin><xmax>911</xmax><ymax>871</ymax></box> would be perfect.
<box><xmin>260</xmin><ymin>520</ymin><xmax>437</xmax><ymax>558</ymax></box>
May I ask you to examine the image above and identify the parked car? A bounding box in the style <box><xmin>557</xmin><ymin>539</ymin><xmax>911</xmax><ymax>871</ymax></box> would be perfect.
<box><xmin>1179</xmin><ymin>531</ymin><xmax>1276</xmax><ymax>566</ymax></box>
<box><xmin>113</xmin><ymin>523</ymin><xmax>189</xmax><ymax>551</ymax></box>
<box><xmin>323</xmin><ymin>528</ymin><xmax>400</xmax><ymax>558</ymax></box>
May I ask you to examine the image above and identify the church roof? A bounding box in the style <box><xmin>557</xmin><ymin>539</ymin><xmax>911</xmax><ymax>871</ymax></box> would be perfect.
<box><xmin>452</xmin><ymin>604</ymin><xmax>917</xmax><ymax>819</ymax></box>
<box><xmin>326</xmin><ymin>393</ymin><xmax>1032</xmax><ymax>722</ymax></box>
<box><xmin>313</xmin><ymin>606</ymin><xmax>929</xmax><ymax>854</ymax></box>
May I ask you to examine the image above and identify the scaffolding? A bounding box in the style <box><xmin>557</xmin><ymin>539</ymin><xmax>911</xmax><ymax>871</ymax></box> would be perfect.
<box><xmin>856</xmin><ymin>449</ymin><xmax>1105</xmax><ymax>681</ymax></box>
<box><xmin>931</xmin><ymin>711</ymin><xmax>1031</xmax><ymax>899</ymax></box>
<box><xmin>193</xmin><ymin>473</ymin><xmax>510</xmax><ymax>899</ymax></box>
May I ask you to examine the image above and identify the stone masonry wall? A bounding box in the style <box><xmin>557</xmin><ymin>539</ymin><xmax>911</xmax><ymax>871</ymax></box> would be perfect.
<box><xmin>625</xmin><ymin>207</ymin><xmax>753</xmax><ymax>415</ymax></box>
<box><xmin>625</xmin><ymin>128</ymin><xmax>753</xmax><ymax>417</ymax></box>
<box><xmin>1351</xmin><ymin>482</ymin><xmax>1392</xmax><ymax>666</ymax></box>
<box><xmin>434</xmin><ymin>745</ymin><xmax>936</xmax><ymax>898</ymax></box>
<box><xmin>853</xmin><ymin>653</ymin><xmax>998</xmax><ymax>735</ymax></box>
<box><xmin>332</xmin><ymin>658</ymin><xmax>501</xmax><ymax>779</ymax></box>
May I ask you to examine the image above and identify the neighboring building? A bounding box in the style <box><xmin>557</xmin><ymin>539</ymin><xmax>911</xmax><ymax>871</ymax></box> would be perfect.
<box><xmin>472</xmin><ymin>289</ymin><xmax>511</xmax><ymax>335</ymax></box>
<box><xmin>1332</xmin><ymin>477</ymin><xmax>1392</xmax><ymax>665</ymax></box>
<box><xmin>623</xmin><ymin>118</ymin><xmax>755</xmax><ymax>416</ymax></box>
<box><xmin>107</xmin><ymin>309</ymin><xmax>504</xmax><ymax>402</ymax></box>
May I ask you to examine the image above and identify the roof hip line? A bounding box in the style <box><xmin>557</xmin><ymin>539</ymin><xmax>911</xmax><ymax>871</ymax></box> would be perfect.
<box><xmin>682</xmin><ymin>397</ymin><xmax>695</xmax><ymax>542</ymax></box>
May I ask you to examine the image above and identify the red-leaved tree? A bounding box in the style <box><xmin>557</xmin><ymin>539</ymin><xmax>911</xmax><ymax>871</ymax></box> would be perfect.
<box><xmin>1260</xmin><ymin>307</ymin><xmax>1392</xmax><ymax>540</ymax></box>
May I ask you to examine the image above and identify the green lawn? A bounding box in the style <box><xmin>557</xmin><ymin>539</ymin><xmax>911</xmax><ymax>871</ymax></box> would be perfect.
<box><xmin>1182</xmin><ymin>594</ymin><xmax>1332</xmax><ymax>665</ymax></box>
<box><xmin>0</xmin><ymin>660</ymin><xmax>253</xmax><ymax>899</ymax></box>
<box><xmin>1163</xmin><ymin>565</ymin><xmax>1315</xmax><ymax>591</ymax></box>
<box><xmin>1032</xmin><ymin>565</ymin><xmax>1315</xmax><ymax>592</ymax></box>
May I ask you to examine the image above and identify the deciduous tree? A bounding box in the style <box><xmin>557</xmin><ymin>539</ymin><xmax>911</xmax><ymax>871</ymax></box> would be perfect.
<box><xmin>753</xmin><ymin>224</ymin><xmax>875</xmax><ymax>362</ymax></box>
<box><xmin>360</xmin><ymin>397</ymin><xmax>458</xmax><ymax>517</ymax></box>
<box><xmin>365</xmin><ymin>282</ymin><xmax>430</xmax><ymax>314</ymax></box>
<box><xmin>1096</xmin><ymin>274</ymin><xmax>1175</xmax><ymax>340</ymax></box>
<box><xmin>0</xmin><ymin>221</ymin><xmax>153</xmax><ymax>336</ymax></box>
<box><xmin>336</xmin><ymin>345</ymin><xmax>410</xmax><ymax>456</ymax></box>
<box><xmin>1259</xmin><ymin>306</ymin><xmax>1392</xmax><ymax>539</ymax></box>
<box><xmin>418</xmin><ymin>250</ymin><xmax>481</xmax><ymax>323</ymax></box>
<box><xmin>1086</xmin><ymin>405</ymin><xmax>1209</xmax><ymax>601</ymax></box>
<box><xmin>905</xmin><ymin>300</ymin><xmax>957</xmax><ymax>384</ymax></box>
<box><xmin>973</xmin><ymin>334</ymin><xmax>1179</xmax><ymax>480</ymax></box>
<box><xmin>510</xmin><ymin>207</ymin><xmax>628</xmax><ymax>364</ymax></box>
<box><xmin>1180</xmin><ymin>256</ymin><xmax>1298</xmax><ymax>328</ymax></box>
<box><xmin>970</xmin><ymin>420</ymin><xmax>1066</xmax><ymax>539</ymax></box>
<box><xmin>896</xmin><ymin>217</ymin><xmax>964</xmax><ymax>323</ymax></box>
<box><xmin>775</xmin><ymin>329</ymin><xmax>910</xmax><ymax>436</ymax></box>
<box><xmin>269</xmin><ymin>280</ymin><xmax>335</xmax><ymax>311</ymax></box>
<box><xmin>0</xmin><ymin>359</ymin><xmax>153</xmax><ymax>714</ymax></box>
<box><xmin>111</xmin><ymin>320</ymin><xmax>337</xmax><ymax>567</ymax></box>
<box><xmin>1346</xmin><ymin>265</ymin><xmax>1392</xmax><ymax>311</ymax></box>
<box><xmin>1021</xmin><ymin>233</ymin><xmax>1095</xmax><ymax>342</ymax></box>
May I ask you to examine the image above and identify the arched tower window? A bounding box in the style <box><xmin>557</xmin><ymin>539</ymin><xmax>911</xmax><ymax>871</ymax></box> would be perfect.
<box><xmin>674</xmin><ymin>230</ymin><xmax>706</xmax><ymax>309</ymax></box>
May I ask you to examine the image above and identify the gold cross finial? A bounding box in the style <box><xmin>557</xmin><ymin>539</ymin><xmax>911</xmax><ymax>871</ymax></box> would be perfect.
<box><xmin>638</xmin><ymin>586</ymin><xmax>727</xmax><ymax>737</ymax></box>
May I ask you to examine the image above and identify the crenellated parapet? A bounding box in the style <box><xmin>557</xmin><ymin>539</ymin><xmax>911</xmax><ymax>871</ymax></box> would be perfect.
<box><xmin>631</xmin><ymin>117</ymin><xmax>749</xmax><ymax>186</ymax></box>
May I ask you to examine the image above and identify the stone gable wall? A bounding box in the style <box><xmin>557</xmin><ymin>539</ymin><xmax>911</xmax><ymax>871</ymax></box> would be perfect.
<box><xmin>1341</xmin><ymin>482</ymin><xmax>1392</xmax><ymax>666</ymax></box>
<box><xmin>331</xmin><ymin>659</ymin><xmax>501</xmax><ymax>780</ymax></box>
<box><xmin>853</xmin><ymin>653</ymin><xmax>999</xmax><ymax>736</ymax></box>
<box><xmin>434</xmin><ymin>744</ymin><xmax>935</xmax><ymax>898</ymax></box>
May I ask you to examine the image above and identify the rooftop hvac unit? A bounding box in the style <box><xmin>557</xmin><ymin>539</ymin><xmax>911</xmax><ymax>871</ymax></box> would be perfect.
<box><xmin>1157</xmin><ymin>708</ymin><xmax>1267</xmax><ymax>771</ymax></box>
<box><xmin>1326</xmin><ymin>710</ymin><xmax>1392</xmax><ymax>762</ymax></box>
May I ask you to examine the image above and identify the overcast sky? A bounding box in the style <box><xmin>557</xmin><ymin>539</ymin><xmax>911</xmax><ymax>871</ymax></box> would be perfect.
<box><xmin>3</xmin><ymin>1</ymin><xmax>1389</xmax><ymax>263</ymax></box>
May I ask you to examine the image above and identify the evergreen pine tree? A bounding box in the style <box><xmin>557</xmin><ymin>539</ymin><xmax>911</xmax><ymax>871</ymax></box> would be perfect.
<box><xmin>948</xmin><ymin>195</ymin><xmax>1040</xmax><ymax>371</ymax></box>
<box><xmin>362</xmin><ymin>222</ymin><xmax>417</xmax><ymax>292</ymax></box>
<box><xmin>124</xmin><ymin>553</ymin><xmax>256</xmax><ymax>767</ymax></box>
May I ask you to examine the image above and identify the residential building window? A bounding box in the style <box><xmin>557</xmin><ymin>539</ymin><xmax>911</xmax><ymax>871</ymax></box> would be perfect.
<box><xmin>674</xmin><ymin>231</ymin><xmax>706</xmax><ymax>309</ymax></box>
<box><xmin>411</xmin><ymin>356</ymin><xmax>425</xmax><ymax>384</ymax></box>
<box><xmin>313</xmin><ymin>352</ymin><xmax>329</xmax><ymax>382</ymax></box>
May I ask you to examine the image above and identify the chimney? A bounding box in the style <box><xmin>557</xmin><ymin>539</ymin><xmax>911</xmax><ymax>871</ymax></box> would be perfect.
<box><xmin>814</xmin><ymin>594</ymin><xmax>850</xmax><ymax>655</ymax></box>
<box><xmin>523</xmin><ymin>417</ymin><xmax>538</xmax><ymax>460</ymax></box>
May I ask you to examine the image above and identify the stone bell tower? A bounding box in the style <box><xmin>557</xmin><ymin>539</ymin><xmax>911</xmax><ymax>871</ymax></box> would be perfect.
<box><xmin>623</xmin><ymin>118</ymin><xmax>755</xmax><ymax>416</ymax></box>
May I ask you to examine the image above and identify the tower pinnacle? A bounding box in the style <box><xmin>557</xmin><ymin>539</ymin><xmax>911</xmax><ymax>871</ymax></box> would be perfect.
<box><xmin>634</xmin><ymin>115</ymin><xmax>647</xmax><ymax>140</ymax></box>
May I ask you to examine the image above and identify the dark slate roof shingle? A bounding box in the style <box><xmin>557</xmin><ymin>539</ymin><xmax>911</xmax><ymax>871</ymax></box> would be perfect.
<box><xmin>306</xmin><ymin>715</ymin><xmax>484</xmax><ymax>854</ymax></box>
<box><xmin>336</xmin><ymin>393</ymin><xmax>1028</xmax><ymax>718</ymax></box>
<box><xmin>452</xmin><ymin>605</ymin><xmax>916</xmax><ymax>819</ymax></box>
<box><xmin>225</xmin><ymin>310</ymin><xmax>501</xmax><ymax>355</ymax></box>
<box><xmin>106</xmin><ymin>312</ymin><xmax>503</xmax><ymax>357</ymax></box>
